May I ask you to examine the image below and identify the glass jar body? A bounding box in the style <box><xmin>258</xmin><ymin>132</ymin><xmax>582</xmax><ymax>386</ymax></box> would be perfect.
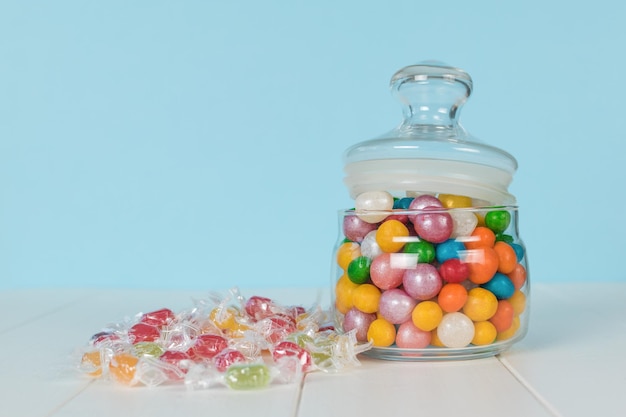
<box><xmin>331</xmin><ymin>203</ymin><xmax>528</xmax><ymax>360</ymax></box>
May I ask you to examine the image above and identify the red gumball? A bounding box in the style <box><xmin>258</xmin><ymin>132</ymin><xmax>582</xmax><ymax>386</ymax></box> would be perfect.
<box><xmin>440</xmin><ymin>258</ymin><xmax>470</xmax><ymax>283</ymax></box>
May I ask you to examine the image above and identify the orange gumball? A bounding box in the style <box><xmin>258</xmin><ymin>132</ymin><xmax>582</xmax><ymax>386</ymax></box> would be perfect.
<box><xmin>467</xmin><ymin>247</ymin><xmax>499</xmax><ymax>284</ymax></box>
<box><xmin>494</xmin><ymin>241</ymin><xmax>517</xmax><ymax>274</ymax></box>
<box><xmin>437</xmin><ymin>283</ymin><xmax>468</xmax><ymax>313</ymax></box>
<box><xmin>507</xmin><ymin>263</ymin><xmax>527</xmax><ymax>290</ymax></box>
<box><xmin>489</xmin><ymin>300</ymin><xmax>515</xmax><ymax>332</ymax></box>
<box><xmin>464</xmin><ymin>227</ymin><xmax>496</xmax><ymax>250</ymax></box>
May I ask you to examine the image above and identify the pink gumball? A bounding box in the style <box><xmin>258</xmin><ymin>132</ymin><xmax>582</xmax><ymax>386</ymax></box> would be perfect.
<box><xmin>395</xmin><ymin>321</ymin><xmax>432</xmax><ymax>348</ymax></box>
<box><xmin>343</xmin><ymin>308</ymin><xmax>377</xmax><ymax>342</ymax></box>
<box><xmin>343</xmin><ymin>214</ymin><xmax>378</xmax><ymax>243</ymax></box>
<box><xmin>370</xmin><ymin>253</ymin><xmax>405</xmax><ymax>290</ymax></box>
<box><xmin>413</xmin><ymin>207</ymin><xmax>453</xmax><ymax>243</ymax></box>
<box><xmin>403</xmin><ymin>263</ymin><xmax>443</xmax><ymax>301</ymax></box>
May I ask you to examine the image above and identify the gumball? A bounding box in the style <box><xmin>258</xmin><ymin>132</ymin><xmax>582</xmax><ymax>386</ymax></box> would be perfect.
<box><xmin>414</xmin><ymin>208</ymin><xmax>453</xmax><ymax>244</ymax></box>
<box><xmin>437</xmin><ymin>313</ymin><xmax>475</xmax><ymax>348</ymax></box>
<box><xmin>335</xmin><ymin>274</ymin><xmax>359</xmax><ymax>314</ymax></box>
<box><xmin>439</xmin><ymin>258</ymin><xmax>470</xmax><ymax>283</ymax></box>
<box><xmin>128</xmin><ymin>323</ymin><xmax>160</xmax><ymax>344</ymax></box>
<box><xmin>489</xmin><ymin>300</ymin><xmax>515</xmax><ymax>332</ymax></box>
<box><xmin>464</xmin><ymin>226</ymin><xmax>496</xmax><ymax>250</ymax></box>
<box><xmin>395</xmin><ymin>321</ymin><xmax>432</xmax><ymax>349</ymax></box>
<box><xmin>438</xmin><ymin>194</ymin><xmax>473</xmax><ymax>208</ymax></box>
<box><xmin>378</xmin><ymin>288</ymin><xmax>417</xmax><ymax>324</ymax></box>
<box><xmin>408</xmin><ymin>194</ymin><xmax>443</xmax><ymax>211</ymax></box>
<box><xmin>493</xmin><ymin>241</ymin><xmax>517</xmax><ymax>274</ymax></box>
<box><xmin>366</xmin><ymin>317</ymin><xmax>397</xmax><ymax>347</ymax></box>
<box><xmin>481</xmin><ymin>273</ymin><xmax>515</xmax><ymax>300</ymax></box>
<box><xmin>403</xmin><ymin>240</ymin><xmax>436</xmax><ymax>264</ymax></box>
<box><xmin>437</xmin><ymin>283</ymin><xmax>468</xmax><ymax>313</ymax></box>
<box><xmin>360</xmin><ymin>230</ymin><xmax>384</xmax><ymax>259</ymax></box>
<box><xmin>336</xmin><ymin>241</ymin><xmax>362</xmax><ymax>270</ymax></box>
<box><xmin>347</xmin><ymin>256</ymin><xmax>371</xmax><ymax>284</ymax></box>
<box><xmin>411</xmin><ymin>301</ymin><xmax>443</xmax><ymax>331</ymax></box>
<box><xmin>466</xmin><ymin>247</ymin><xmax>499</xmax><ymax>284</ymax></box>
<box><xmin>472</xmin><ymin>321</ymin><xmax>497</xmax><ymax>346</ymax></box>
<box><xmin>497</xmin><ymin>316</ymin><xmax>521</xmax><ymax>341</ymax></box>
<box><xmin>376</xmin><ymin>219</ymin><xmax>410</xmax><ymax>253</ymax></box>
<box><xmin>463</xmin><ymin>288</ymin><xmax>498</xmax><ymax>321</ymax></box>
<box><xmin>370</xmin><ymin>253</ymin><xmax>405</xmax><ymax>290</ymax></box>
<box><xmin>352</xmin><ymin>283</ymin><xmax>382</xmax><ymax>314</ymax></box>
<box><xmin>485</xmin><ymin>210</ymin><xmax>511</xmax><ymax>233</ymax></box>
<box><xmin>355</xmin><ymin>191</ymin><xmax>394</xmax><ymax>223</ymax></box>
<box><xmin>507</xmin><ymin>263</ymin><xmax>527</xmax><ymax>290</ymax></box>
<box><xmin>343</xmin><ymin>214</ymin><xmax>378</xmax><ymax>243</ymax></box>
<box><xmin>394</xmin><ymin>197</ymin><xmax>414</xmax><ymax>209</ymax></box>
<box><xmin>436</xmin><ymin>239</ymin><xmax>466</xmax><ymax>263</ymax></box>
<box><xmin>214</xmin><ymin>348</ymin><xmax>247</xmax><ymax>373</ymax></box>
<box><xmin>450</xmin><ymin>210</ymin><xmax>479</xmax><ymax>239</ymax></box>
<box><xmin>343</xmin><ymin>307</ymin><xmax>377</xmax><ymax>342</ymax></box>
<box><xmin>403</xmin><ymin>263</ymin><xmax>442</xmax><ymax>301</ymax></box>
<box><xmin>508</xmin><ymin>290</ymin><xmax>527</xmax><ymax>315</ymax></box>
<box><xmin>510</xmin><ymin>242</ymin><xmax>525</xmax><ymax>262</ymax></box>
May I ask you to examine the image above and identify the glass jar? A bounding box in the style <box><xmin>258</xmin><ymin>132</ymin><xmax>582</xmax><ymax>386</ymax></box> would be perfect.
<box><xmin>331</xmin><ymin>62</ymin><xmax>528</xmax><ymax>360</ymax></box>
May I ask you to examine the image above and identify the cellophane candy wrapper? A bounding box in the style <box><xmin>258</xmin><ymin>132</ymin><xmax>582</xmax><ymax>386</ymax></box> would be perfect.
<box><xmin>76</xmin><ymin>288</ymin><xmax>371</xmax><ymax>390</ymax></box>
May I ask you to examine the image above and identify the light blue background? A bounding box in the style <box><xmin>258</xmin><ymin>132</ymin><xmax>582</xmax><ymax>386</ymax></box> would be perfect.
<box><xmin>1</xmin><ymin>1</ymin><xmax>624</xmax><ymax>289</ymax></box>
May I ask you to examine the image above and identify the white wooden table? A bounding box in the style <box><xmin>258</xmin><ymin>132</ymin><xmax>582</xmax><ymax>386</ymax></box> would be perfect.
<box><xmin>0</xmin><ymin>283</ymin><xmax>623</xmax><ymax>417</ymax></box>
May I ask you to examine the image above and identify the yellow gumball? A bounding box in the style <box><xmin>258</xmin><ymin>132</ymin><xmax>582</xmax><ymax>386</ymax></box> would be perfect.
<box><xmin>411</xmin><ymin>301</ymin><xmax>443</xmax><ymax>331</ymax></box>
<box><xmin>438</xmin><ymin>194</ymin><xmax>473</xmax><ymax>208</ymax></box>
<box><xmin>352</xmin><ymin>284</ymin><xmax>382</xmax><ymax>314</ymax></box>
<box><xmin>367</xmin><ymin>318</ymin><xmax>396</xmax><ymax>347</ymax></box>
<box><xmin>335</xmin><ymin>274</ymin><xmax>359</xmax><ymax>314</ymax></box>
<box><xmin>336</xmin><ymin>241</ymin><xmax>361</xmax><ymax>270</ymax></box>
<box><xmin>509</xmin><ymin>290</ymin><xmax>527</xmax><ymax>315</ymax></box>
<box><xmin>376</xmin><ymin>219</ymin><xmax>409</xmax><ymax>253</ymax></box>
<box><xmin>472</xmin><ymin>321</ymin><xmax>497</xmax><ymax>345</ymax></box>
<box><xmin>463</xmin><ymin>288</ymin><xmax>498</xmax><ymax>321</ymax></box>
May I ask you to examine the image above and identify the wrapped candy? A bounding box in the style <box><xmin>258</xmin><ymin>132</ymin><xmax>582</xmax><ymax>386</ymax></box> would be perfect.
<box><xmin>77</xmin><ymin>288</ymin><xmax>371</xmax><ymax>389</ymax></box>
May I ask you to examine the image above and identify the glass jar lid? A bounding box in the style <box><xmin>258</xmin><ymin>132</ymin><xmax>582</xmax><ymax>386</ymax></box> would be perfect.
<box><xmin>343</xmin><ymin>61</ymin><xmax>518</xmax><ymax>205</ymax></box>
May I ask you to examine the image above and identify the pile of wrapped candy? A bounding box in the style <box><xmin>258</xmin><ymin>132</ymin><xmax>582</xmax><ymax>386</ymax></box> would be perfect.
<box><xmin>78</xmin><ymin>288</ymin><xmax>370</xmax><ymax>390</ymax></box>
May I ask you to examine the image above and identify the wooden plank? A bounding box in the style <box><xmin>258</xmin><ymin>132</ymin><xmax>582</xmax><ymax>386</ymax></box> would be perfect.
<box><xmin>298</xmin><ymin>355</ymin><xmax>553</xmax><ymax>417</ymax></box>
<box><xmin>0</xmin><ymin>289</ymin><xmax>93</xmax><ymax>334</ymax></box>
<box><xmin>499</xmin><ymin>283</ymin><xmax>626</xmax><ymax>417</ymax></box>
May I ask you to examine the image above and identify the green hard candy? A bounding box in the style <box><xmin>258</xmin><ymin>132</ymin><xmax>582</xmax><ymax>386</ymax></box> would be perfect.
<box><xmin>224</xmin><ymin>364</ymin><xmax>271</xmax><ymax>390</ymax></box>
